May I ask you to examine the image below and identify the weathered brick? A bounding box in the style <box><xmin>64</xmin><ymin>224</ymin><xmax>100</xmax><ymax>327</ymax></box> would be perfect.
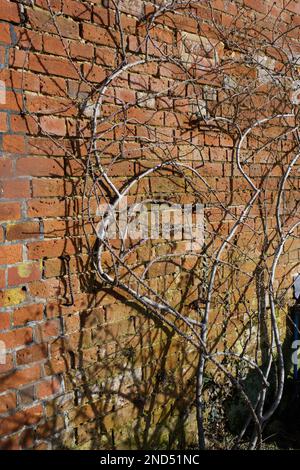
<box><xmin>0</xmin><ymin>202</ymin><xmax>21</xmax><ymax>221</ymax></box>
<box><xmin>6</xmin><ymin>221</ymin><xmax>40</xmax><ymax>241</ymax></box>
<box><xmin>0</xmin><ymin>392</ymin><xmax>16</xmax><ymax>414</ymax></box>
<box><xmin>27</xmin><ymin>198</ymin><xmax>66</xmax><ymax>218</ymax></box>
<box><xmin>0</xmin><ymin>158</ymin><xmax>13</xmax><ymax>178</ymax></box>
<box><xmin>16</xmin><ymin>157</ymin><xmax>64</xmax><ymax>177</ymax></box>
<box><xmin>8</xmin><ymin>262</ymin><xmax>41</xmax><ymax>286</ymax></box>
<box><xmin>43</xmin><ymin>34</ymin><xmax>68</xmax><ymax>57</ymax></box>
<box><xmin>0</xmin><ymin>327</ymin><xmax>33</xmax><ymax>349</ymax></box>
<box><xmin>83</xmin><ymin>63</ymin><xmax>106</xmax><ymax>83</ymax></box>
<box><xmin>0</xmin><ymin>0</ymin><xmax>20</xmax><ymax>23</ymax></box>
<box><xmin>0</xmin><ymin>312</ymin><xmax>10</xmax><ymax>330</ymax></box>
<box><xmin>0</xmin><ymin>179</ymin><xmax>31</xmax><ymax>199</ymax></box>
<box><xmin>0</xmin><ymin>112</ymin><xmax>7</xmax><ymax>132</ymax></box>
<box><xmin>0</xmin><ymin>434</ymin><xmax>20</xmax><ymax>450</ymax></box>
<box><xmin>29</xmin><ymin>53</ymin><xmax>79</xmax><ymax>79</ymax></box>
<box><xmin>69</xmin><ymin>41</ymin><xmax>94</xmax><ymax>60</ymax></box>
<box><xmin>0</xmin><ymin>405</ymin><xmax>43</xmax><ymax>437</ymax></box>
<box><xmin>0</xmin><ymin>288</ymin><xmax>26</xmax><ymax>307</ymax></box>
<box><xmin>0</xmin><ymin>22</ymin><xmax>10</xmax><ymax>44</ymax></box>
<box><xmin>0</xmin><ymin>245</ymin><xmax>23</xmax><ymax>265</ymax></box>
<box><xmin>0</xmin><ymin>365</ymin><xmax>41</xmax><ymax>392</ymax></box>
<box><xmin>34</xmin><ymin>318</ymin><xmax>61</xmax><ymax>341</ymax></box>
<box><xmin>26</xmin><ymin>94</ymin><xmax>76</xmax><ymax>116</ymax></box>
<box><xmin>63</xmin><ymin>0</ymin><xmax>92</xmax><ymax>20</ymax></box>
<box><xmin>82</xmin><ymin>23</ymin><xmax>118</xmax><ymax>46</ymax></box>
<box><xmin>13</xmin><ymin>303</ymin><xmax>44</xmax><ymax>326</ymax></box>
<box><xmin>27</xmin><ymin>9</ymin><xmax>79</xmax><ymax>39</ymax></box>
<box><xmin>32</xmin><ymin>178</ymin><xmax>70</xmax><ymax>197</ymax></box>
<box><xmin>16</xmin><ymin>343</ymin><xmax>48</xmax><ymax>365</ymax></box>
<box><xmin>244</xmin><ymin>0</ymin><xmax>268</xmax><ymax>14</ymax></box>
<box><xmin>39</xmin><ymin>75</ymin><xmax>67</xmax><ymax>97</ymax></box>
<box><xmin>2</xmin><ymin>135</ymin><xmax>26</xmax><ymax>154</ymax></box>
<box><xmin>40</xmin><ymin>116</ymin><xmax>66</xmax><ymax>136</ymax></box>
<box><xmin>36</xmin><ymin>376</ymin><xmax>61</xmax><ymax>398</ymax></box>
<box><xmin>0</xmin><ymin>270</ymin><xmax>5</xmax><ymax>289</ymax></box>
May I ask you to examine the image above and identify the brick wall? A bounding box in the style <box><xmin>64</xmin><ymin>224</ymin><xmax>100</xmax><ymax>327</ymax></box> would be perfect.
<box><xmin>0</xmin><ymin>0</ymin><xmax>299</xmax><ymax>450</ymax></box>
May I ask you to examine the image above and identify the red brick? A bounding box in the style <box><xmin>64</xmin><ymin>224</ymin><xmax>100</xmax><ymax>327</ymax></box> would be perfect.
<box><xmin>36</xmin><ymin>376</ymin><xmax>60</xmax><ymax>398</ymax></box>
<box><xmin>13</xmin><ymin>304</ymin><xmax>44</xmax><ymax>326</ymax></box>
<box><xmin>64</xmin><ymin>313</ymin><xmax>80</xmax><ymax>333</ymax></box>
<box><xmin>35</xmin><ymin>319</ymin><xmax>61</xmax><ymax>341</ymax></box>
<box><xmin>32</xmin><ymin>178</ymin><xmax>68</xmax><ymax>197</ymax></box>
<box><xmin>39</xmin><ymin>75</ymin><xmax>67</xmax><ymax>97</ymax></box>
<box><xmin>69</xmin><ymin>41</ymin><xmax>94</xmax><ymax>60</ymax></box>
<box><xmin>63</xmin><ymin>0</ymin><xmax>92</xmax><ymax>20</ymax></box>
<box><xmin>27</xmin><ymin>9</ymin><xmax>79</xmax><ymax>39</ymax></box>
<box><xmin>0</xmin><ymin>22</ymin><xmax>10</xmax><ymax>44</ymax></box>
<box><xmin>0</xmin><ymin>392</ymin><xmax>16</xmax><ymax>414</ymax></box>
<box><xmin>0</xmin><ymin>405</ymin><xmax>43</xmax><ymax>437</ymax></box>
<box><xmin>16</xmin><ymin>157</ymin><xmax>64</xmax><ymax>177</ymax></box>
<box><xmin>33</xmin><ymin>442</ymin><xmax>50</xmax><ymax>450</ymax></box>
<box><xmin>0</xmin><ymin>158</ymin><xmax>13</xmax><ymax>178</ymax></box>
<box><xmin>0</xmin><ymin>179</ymin><xmax>30</xmax><ymax>199</ymax></box>
<box><xmin>0</xmin><ymin>364</ymin><xmax>41</xmax><ymax>392</ymax></box>
<box><xmin>0</xmin><ymin>327</ymin><xmax>33</xmax><ymax>349</ymax></box>
<box><xmin>0</xmin><ymin>45</ymin><xmax>6</xmax><ymax>66</ymax></box>
<box><xmin>0</xmin><ymin>312</ymin><xmax>10</xmax><ymax>330</ymax></box>
<box><xmin>28</xmin><ymin>278</ymin><xmax>62</xmax><ymax>299</ymax></box>
<box><xmin>0</xmin><ymin>352</ymin><xmax>13</xmax><ymax>375</ymax></box>
<box><xmin>27</xmin><ymin>238</ymin><xmax>76</xmax><ymax>260</ymax></box>
<box><xmin>28</xmin><ymin>137</ymin><xmax>68</xmax><ymax>156</ymax></box>
<box><xmin>29</xmin><ymin>53</ymin><xmax>79</xmax><ymax>79</ymax></box>
<box><xmin>0</xmin><ymin>202</ymin><xmax>21</xmax><ymax>222</ymax></box>
<box><xmin>129</xmin><ymin>73</ymin><xmax>149</xmax><ymax>91</ymax></box>
<box><xmin>1</xmin><ymin>69</ymin><xmax>40</xmax><ymax>93</ymax></box>
<box><xmin>26</xmin><ymin>94</ymin><xmax>76</xmax><ymax>116</ymax></box>
<box><xmin>40</xmin><ymin>116</ymin><xmax>66</xmax><ymax>136</ymax></box>
<box><xmin>0</xmin><ymin>435</ymin><xmax>20</xmax><ymax>450</ymax></box>
<box><xmin>6</xmin><ymin>222</ymin><xmax>40</xmax><ymax>241</ymax></box>
<box><xmin>0</xmin><ymin>112</ymin><xmax>7</xmax><ymax>132</ymax></box>
<box><xmin>9</xmin><ymin>48</ymin><xmax>29</xmax><ymax>69</ymax></box>
<box><xmin>244</xmin><ymin>0</ymin><xmax>267</xmax><ymax>13</ymax></box>
<box><xmin>8</xmin><ymin>262</ymin><xmax>41</xmax><ymax>286</ymax></box>
<box><xmin>115</xmin><ymin>87</ymin><xmax>136</xmax><ymax>104</ymax></box>
<box><xmin>0</xmin><ymin>269</ymin><xmax>5</xmax><ymax>289</ymax></box>
<box><xmin>82</xmin><ymin>23</ymin><xmax>118</xmax><ymax>46</ymax></box>
<box><xmin>0</xmin><ymin>0</ymin><xmax>20</xmax><ymax>23</ymax></box>
<box><xmin>108</xmin><ymin>0</ymin><xmax>143</xmax><ymax>16</ymax></box>
<box><xmin>3</xmin><ymin>135</ymin><xmax>26</xmax><ymax>154</ymax></box>
<box><xmin>16</xmin><ymin>344</ymin><xmax>48</xmax><ymax>365</ymax></box>
<box><xmin>10</xmin><ymin>115</ymin><xmax>38</xmax><ymax>135</ymax></box>
<box><xmin>27</xmin><ymin>198</ymin><xmax>66</xmax><ymax>218</ymax></box>
<box><xmin>35</xmin><ymin>415</ymin><xmax>65</xmax><ymax>440</ymax></box>
<box><xmin>83</xmin><ymin>63</ymin><xmax>106</xmax><ymax>83</ymax></box>
<box><xmin>287</xmin><ymin>1</ymin><xmax>300</xmax><ymax>15</ymax></box>
<box><xmin>43</xmin><ymin>34</ymin><xmax>67</xmax><ymax>57</ymax></box>
<box><xmin>14</xmin><ymin>26</ymin><xmax>43</xmax><ymax>51</ymax></box>
<box><xmin>0</xmin><ymin>245</ymin><xmax>22</xmax><ymax>265</ymax></box>
<box><xmin>19</xmin><ymin>428</ymin><xmax>34</xmax><ymax>449</ymax></box>
<box><xmin>0</xmin><ymin>89</ymin><xmax>23</xmax><ymax>111</ymax></box>
<box><xmin>93</xmin><ymin>5</ymin><xmax>110</xmax><ymax>25</ymax></box>
<box><xmin>34</xmin><ymin>0</ymin><xmax>61</xmax><ymax>10</ymax></box>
